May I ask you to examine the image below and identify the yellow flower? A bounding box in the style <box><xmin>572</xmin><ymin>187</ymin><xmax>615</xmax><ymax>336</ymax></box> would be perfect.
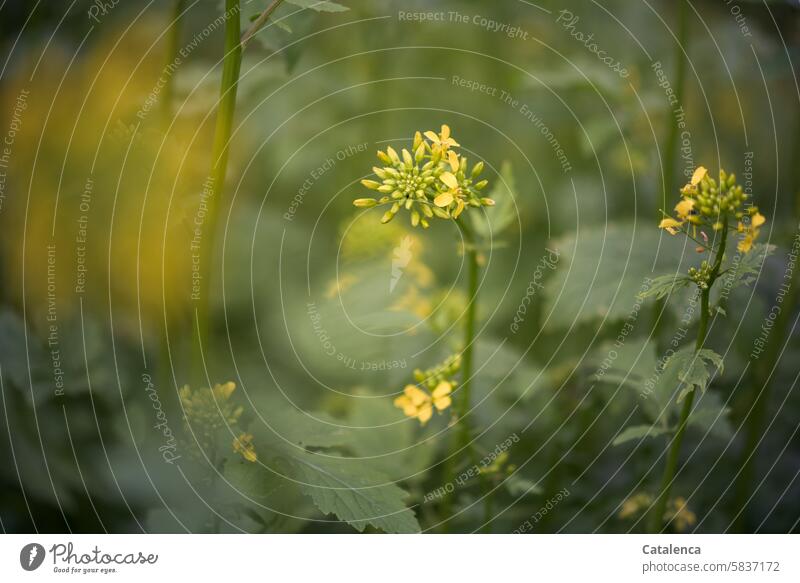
<box><xmin>737</xmin><ymin>211</ymin><xmax>766</xmax><ymax>254</ymax></box>
<box><xmin>668</xmin><ymin>497</ymin><xmax>696</xmax><ymax>532</ymax></box>
<box><xmin>619</xmin><ymin>493</ymin><xmax>653</xmax><ymax>520</ymax></box>
<box><xmin>674</xmin><ymin>198</ymin><xmax>695</xmax><ymax>220</ymax></box>
<box><xmin>394</xmin><ymin>382</ymin><xmax>453</xmax><ymax>425</ymax></box>
<box><xmin>431</xmin><ymin>381</ymin><xmax>453</xmax><ymax>411</ymax></box>
<box><xmin>233</xmin><ymin>433</ymin><xmax>258</xmax><ymax>462</ymax></box>
<box><xmin>690</xmin><ymin>166</ymin><xmax>707</xmax><ymax>186</ymax></box>
<box><xmin>424</xmin><ymin>124</ymin><xmax>459</xmax><ymax>153</ymax></box>
<box><xmin>434</xmin><ymin>172</ymin><xmax>466</xmax><ymax>218</ymax></box>
<box><xmin>658</xmin><ymin>217</ymin><xmax>683</xmax><ymax>235</ymax></box>
<box><xmin>394</xmin><ymin>385</ymin><xmax>433</xmax><ymax>424</ymax></box>
<box><xmin>738</xmin><ymin>231</ymin><xmax>755</xmax><ymax>253</ymax></box>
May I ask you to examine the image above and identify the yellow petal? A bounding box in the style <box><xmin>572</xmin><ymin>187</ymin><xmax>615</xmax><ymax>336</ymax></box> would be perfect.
<box><xmin>441</xmin><ymin>124</ymin><xmax>450</xmax><ymax>140</ymax></box>
<box><xmin>404</xmin><ymin>385</ymin><xmax>428</xmax><ymax>406</ymax></box>
<box><xmin>424</xmin><ymin>131</ymin><xmax>439</xmax><ymax>143</ymax></box>
<box><xmin>434</xmin><ymin>192</ymin><xmax>454</xmax><ymax>207</ymax></box>
<box><xmin>659</xmin><ymin>218</ymin><xmax>683</xmax><ymax>233</ymax></box>
<box><xmin>674</xmin><ymin>198</ymin><xmax>695</xmax><ymax>219</ymax></box>
<box><xmin>445</xmin><ymin>137</ymin><xmax>460</xmax><ymax>148</ymax></box>
<box><xmin>417</xmin><ymin>403</ymin><xmax>433</xmax><ymax>424</ymax></box>
<box><xmin>690</xmin><ymin>166</ymin><xmax>707</xmax><ymax>186</ymax></box>
<box><xmin>751</xmin><ymin>212</ymin><xmax>766</xmax><ymax>227</ymax></box>
<box><xmin>737</xmin><ymin>235</ymin><xmax>754</xmax><ymax>254</ymax></box>
<box><xmin>440</xmin><ymin>172</ymin><xmax>459</xmax><ymax>190</ymax></box>
<box><xmin>453</xmin><ymin>198</ymin><xmax>465</xmax><ymax>218</ymax></box>
<box><xmin>432</xmin><ymin>381</ymin><xmax>452</xmax><ymax>399</ymax></box>
<box><xmin>448</xmin><ymin>150</ymin><xmax>459</xmax><ymax>172</ymax></box>
<box><xmin>433</xmin><ymin>395</ymin><xmax>452</xmax><ymax>411</ymax></box>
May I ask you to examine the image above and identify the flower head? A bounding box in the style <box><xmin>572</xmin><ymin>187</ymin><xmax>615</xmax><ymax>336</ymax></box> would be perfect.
<box><xmin>354</xmin><ymin>126</ymin><xmax>493</xmax><ymax>227</ymax></box>
<box><xmin>659</xmin><ymin>166</ymin><xmax>767</xmax><ymax>255</ymax></box>
<box><xmin>393</xmin><ymin>355</ymin><xmax>460</xmax><ymax>425</ymax></box>
<box><xmin>424</xmin><ymin>124</ymin><xmax>460</xmax><ymax>153</ymax></box>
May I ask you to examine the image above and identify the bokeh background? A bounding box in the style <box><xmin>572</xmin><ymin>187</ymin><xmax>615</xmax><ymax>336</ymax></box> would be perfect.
<box><xmin>0</xmin><ymin>0</ymin><xmax>798</xmax><ymax>533</ymax></box>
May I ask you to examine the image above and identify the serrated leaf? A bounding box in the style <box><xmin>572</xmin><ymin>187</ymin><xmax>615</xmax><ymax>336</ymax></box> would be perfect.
<box><xmin>285</xmin><ymin>0</ymin><xmax>349</xmax><ymax>12</ymax></box>
<box><xmin>715</xmin><ymin>243</ymin><xmax>775</xmax><ymax>299</ymax></box>
<box><xmin>638</xmin><ymin>273</ymin><xmax>693</xmax><ymax>301</ymax></box>
<box><xmin>612</xmin><ymin>424</ymin><xmax>670</xmax><ymax>446</ymax></box>
<box><xmin>286</xmin><ymin>452</ymin><xmax>419</xmax><ymax>533</ymax></box>
<box><xmin>543</xmin><ymin>223</ymin><xmax>686</xmax><ymax>328</ymax></box>
<box><xmin>248</xmin><ymin>408</ymin><xmax>420</xmax><ymax>533</ymax></box>
<box><xmin>667</xmin><ymin>347</ymin><xmax>724</xmax><ymax>403</ymax></box>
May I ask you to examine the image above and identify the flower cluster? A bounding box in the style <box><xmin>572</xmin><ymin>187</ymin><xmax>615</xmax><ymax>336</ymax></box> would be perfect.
<box><xmin>619</xmin><ymin>493</ymin><xmax>697</xmax><ymax>532</ymax></box>
<box><xmin>687</xmin><ymin>260</ymin><xmax>713</xmax><ymax>290</ymax></box>
<box><xmin>659</xmin><ymin>166</ymin><xmax>766</xmax><ymax>253</ymax></box>
<box><xmin>393</xmin><ymin>354</ymin><xmax>461</xmax><ymax>425</ymax></box>
<box><xmin>354</xmin><ymin>125</ymin><xmax>494</xmax><ymax>227</ymax></box>
<box><xmin>179</xmin><ymin>381</ymin><xmax>257</xmax><ymax>463</ymax></box>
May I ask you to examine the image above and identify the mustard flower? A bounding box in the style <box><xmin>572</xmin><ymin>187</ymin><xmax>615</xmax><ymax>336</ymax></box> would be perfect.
<box><xmin>354</xmin><ymin>126</ymin><xmax>494</xmax><ymax>227</ymax></box>
<box><xmin>659</xmin><ymin>166</ymin><xmax>767</xmax><ymax>254</ymax></box>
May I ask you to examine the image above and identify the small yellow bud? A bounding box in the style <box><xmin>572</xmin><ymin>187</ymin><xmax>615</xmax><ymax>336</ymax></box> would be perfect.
<box><xmin>361</xmin><ymin>179</ymin><xmax>381</xmax><ymax>190</ymax></box>
<box><xmin>353</xmin><ymin>198</ymin><xmax>377</xmax><ymax>208</ymax></box>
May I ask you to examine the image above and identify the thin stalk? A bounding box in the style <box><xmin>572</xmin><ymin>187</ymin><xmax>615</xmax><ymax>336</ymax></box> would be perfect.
<box><xmin>455</xmin><ymin>218</ymin><xmax>492</xmax><ymax>532</ymax></box>
<box><xmin>160</xmin><ymin>0</ymin><xmax>186</xmax><ymax>126</ymax></box>
<box><xmin>648</xmin><ymin>222</ymin><xmax>727</xmax><ymax>532</ymax></box>
<box><xmin>193</xmin><ymin>0</ymin><xmax>242</xmax><ymax>380</ymax></box>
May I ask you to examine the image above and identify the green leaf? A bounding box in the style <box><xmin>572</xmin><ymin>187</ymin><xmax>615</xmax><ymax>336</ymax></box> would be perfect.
<box><xmin>543</xmin><ymin>223</ymin><xmax>685</xmax><ymax>328</ymax></box>
<box><xmin>715</xmin><ymin>243</ymin><xmax>775</xmax><ymax>299</ymax></box>
<box><xmin>638</xmin><ymin>274</ymin><xmax>693</xmax><ymax>301</ymax></box>
<box><xmin>666</xmin><ymin>347</ymin><xmax>724</xmax><ymax>403</ymax></box>
<box><xmin>248</xmin><ymin>408</ymin><xmax>420</xmax><ymax>533</ymax></box>
<box><xmin>470</xmin><ymin>160</ymin><xmax>517</xmax><ymax>239</ymax></box>
<box><xmin>688</xmin><ymin>391</ymin><xmax>733</xmax><ymax>439</ymax></box>
<box><xmin>612</xmin><ymin>424</ymin><xmax>669</xmax><ymax>446</ymax></box>
<box><xmin>286</xmin><ymin>452</ymin><xmax>420</xmax><ymax>533</ymax></box>
<box><xmin>285</xmin><ymin>0</ymin><xmax>349</xmax><ymax>12</ymax></box>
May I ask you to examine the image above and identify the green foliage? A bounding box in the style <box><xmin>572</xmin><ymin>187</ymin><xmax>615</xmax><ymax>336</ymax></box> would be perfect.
<box><xmin>612</xmin><ymin>424</ymin><xmax>670</xmax><ymax>446</ymax></box>
<box><xmin>543</xmin><ymin>223</ymin><xmax>684</xmax><ymax>328</ymax></box>
<box><xmin>285</xmin><ymin>0</ymin><xmax>348</xmax><ymax>12</ymax></box>
<box><xmin>248</xmin><ymin>409</ymin><xmax>420</xmax><ymax>533</ymax></box>
<box><xmin>638</xmin><ymin>273</ymin><xmax>693</xmax><ymax>301</ymax></box>
<box><xmin>668</xmin><ymin>347</ymin><xmax>724</xmax><ymax>404</ymax></box>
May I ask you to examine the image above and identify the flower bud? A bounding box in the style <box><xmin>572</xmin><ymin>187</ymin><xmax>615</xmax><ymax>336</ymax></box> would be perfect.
<box><xmin>471</xmin><ymin>161</ymin><xmax>484</xmax><ymax>178</ymax></box>
<box><xmin>361</xmin><ymin>179</ymin><xmax>381</xmax><ymax>190</ymax></box>
<box><xmin>353</xmin><ymin>198</ymin><xmax>377</xmax><ymax>208</ymax></box>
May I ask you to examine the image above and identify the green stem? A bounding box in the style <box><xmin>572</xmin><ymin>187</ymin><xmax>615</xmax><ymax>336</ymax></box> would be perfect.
<box><xmin>193</xmin><ymin>0</ymin><xmax>242</xmax><ymax>381</ymax></box>
<box><xmin>160</xmin><ymin>0</ymin><xmax>186</xmax><ymax>126</ymax></box>
<box><xmin>648</xmin><ymin>222</ymin><xmax>727</xmax><ymax>532</ymax></box>
<box><xmin>455</xmin><ymin>218</ymin><xmax>492</xmax><ymax>532</ymax></box>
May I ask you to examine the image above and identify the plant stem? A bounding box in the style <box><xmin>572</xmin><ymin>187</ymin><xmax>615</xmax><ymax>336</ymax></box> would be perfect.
<box><xmin>160</xmin><ymin>0</ymin><xmax>186</xmax><ymax>126</ymax></box>
<box><xmin>454</xmin><ymin>217</ymin><xmax>492</xmax><ymax>532</ymax></box>
<box><xmin>193</xmin><ymin>0</ymin><xmax>242</xmax><ymax>381</ymax></box>
<box><xmin>648</xmin><ymin>222</ymin><xmax>727</xmax><ymax>532</ymax></box>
